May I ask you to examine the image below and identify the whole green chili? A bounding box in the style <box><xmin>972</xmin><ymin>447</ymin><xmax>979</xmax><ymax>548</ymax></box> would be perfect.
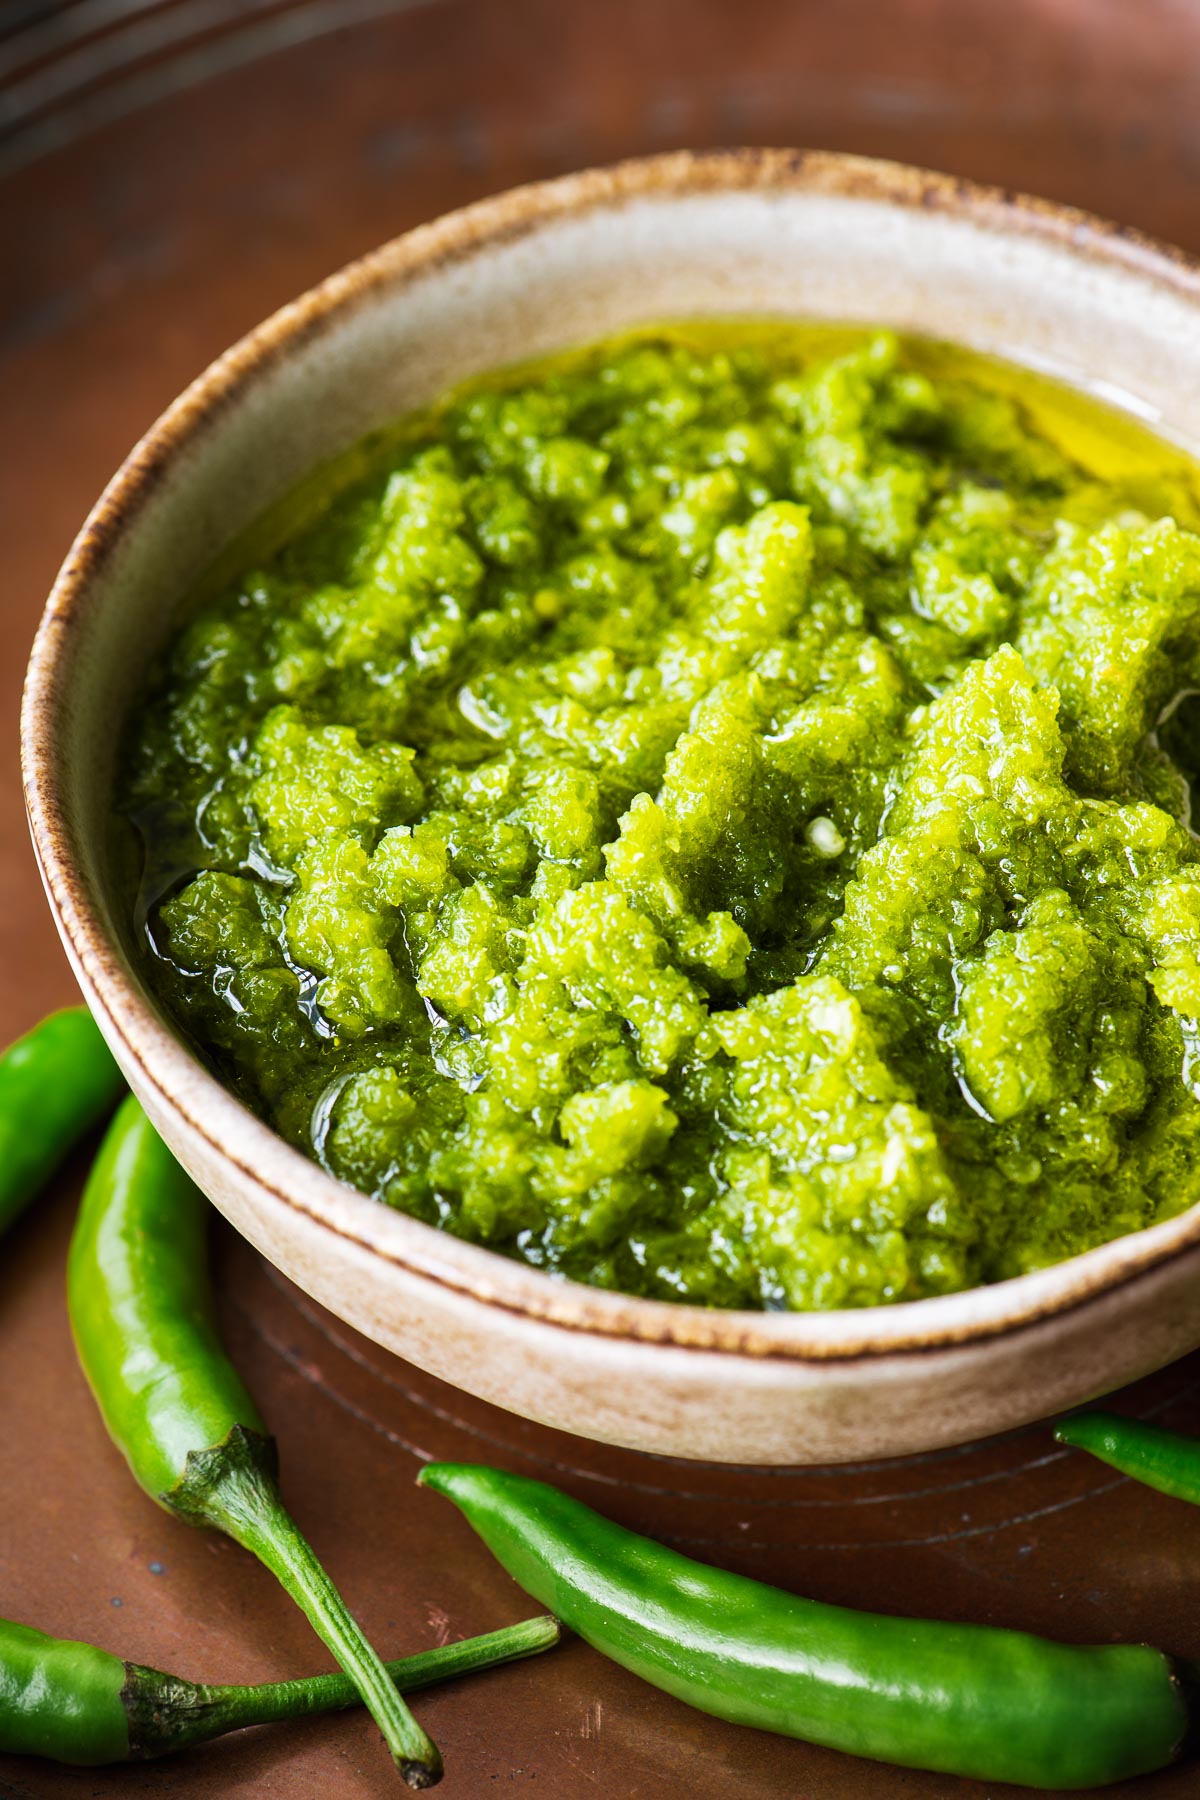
<box><xmin>1055</xmin><ymin>1411</ymin><xmax>1200</xmax><ymax>1504</ymax></box>
<box><xmin>421</xmin><ymin>1462</ymin><xmax>1196</xmax><ymax>1791</ymax></box>
<box><xmin>68</xmin><ymin>1096</ymin><xmax>441</xmax><ymax>1788</ymax></box>
<box><xmin>0</xmin><ymin>1613</ymin><xmax>558</xmax><ymax>1765</ymax></box>
<box><xmin>0</xmin><ymin>1007</ymin><xmax>121</xmax><ymax>1238</ymax></box>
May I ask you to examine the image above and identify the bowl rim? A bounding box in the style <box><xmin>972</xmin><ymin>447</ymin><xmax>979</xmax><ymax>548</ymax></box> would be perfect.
<box><xmin>23</xmin><ymin>144</ymin><xmax>1200</xmax><ymax>1365</ymax></box>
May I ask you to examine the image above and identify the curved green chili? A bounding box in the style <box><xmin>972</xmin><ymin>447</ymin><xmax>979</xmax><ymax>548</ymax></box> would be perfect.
<box><xmin>68</xmin><ymin>1097</ymin><xmax>441</xmax><ymax>1788</ymax></box>
<box><xmin>0</xmin><ymin>1613</ymin><xmax>558</xmax><ymax>1765</ymax></box>
<box><xmin>0</xmin><ymin>1007</ymin><xmax>122</xmax><ymax>1238</ymax></box>
<box><xmin>1055</xmin><ymin>1411</ymin><xmax>1200</xmax><ymax>1504</ymax></box>
<box><xmin>421</xmin><ymin>1462</ymin><xmax>1195</xmax><ymax>1791</ymax></box>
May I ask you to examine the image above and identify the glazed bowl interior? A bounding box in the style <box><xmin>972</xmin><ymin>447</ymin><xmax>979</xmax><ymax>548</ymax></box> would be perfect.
<box><xmin>23</xmin><ymin>150</ymin><xmax>1200</xmax><ymax>1463</ymax></box>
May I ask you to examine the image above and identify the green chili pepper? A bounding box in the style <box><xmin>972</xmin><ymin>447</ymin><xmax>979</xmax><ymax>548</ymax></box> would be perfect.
<box><xmin>0</xmin><ymin>1007</ymin><xmax>122</xmax><ymax>1238</ymax></box>
<box><xmin>0</xmin><ymin>1612</ymin><xmax>558</xmax><ymax>1765</ymax></box>
<box><xmin>68</xmin><ymin>1098</ymin><xmax>442</xmax><ymax>1788</ymax></box>
<box><xmin>421</xmin><ymin>1462</ymin><xmax>1196</xmax><ymax>1791</ymax></box>
<box><xmin>1055</xmin><ymin>1411</ymin><xmax>1200</xmax><ymax>1505</ymax></box>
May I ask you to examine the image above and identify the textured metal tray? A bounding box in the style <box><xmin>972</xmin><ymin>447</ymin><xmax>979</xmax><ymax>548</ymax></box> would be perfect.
<box><xmin>4</xmin><ymin>3</ymin><xmax>1200</xmax><ymax>1794</ymax></box>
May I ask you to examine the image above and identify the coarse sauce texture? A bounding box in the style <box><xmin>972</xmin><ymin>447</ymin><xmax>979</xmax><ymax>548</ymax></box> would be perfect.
<box><xmin>120</xmin><ymin>326</ymin><xmax>1200</xmax><ymax>1311</ymax></box>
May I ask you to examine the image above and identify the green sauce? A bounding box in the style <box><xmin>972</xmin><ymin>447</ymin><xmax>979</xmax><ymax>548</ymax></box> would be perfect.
<box><xmin>119</xmin><ymin>325</ymin><xmax>1200</xmax><ymax>1310</ymax></box>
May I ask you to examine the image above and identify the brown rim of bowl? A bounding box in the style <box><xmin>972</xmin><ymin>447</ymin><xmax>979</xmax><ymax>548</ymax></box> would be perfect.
<box><xmin>22</xmin><ymin>147</ymin><xmax>1200</xmax><ymax>1364</ymax></box>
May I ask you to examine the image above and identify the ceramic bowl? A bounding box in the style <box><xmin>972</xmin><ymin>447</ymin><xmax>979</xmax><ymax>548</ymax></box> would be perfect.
<box><xmin>23</xmin><ymin>149</ymin><xmax>1200</xmax><ymax>1465</ymax></box>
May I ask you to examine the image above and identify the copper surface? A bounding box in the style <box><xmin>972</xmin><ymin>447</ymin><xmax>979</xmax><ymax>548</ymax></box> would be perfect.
<box><xmin>5</xmin><ymin>2</ymin><xmax>1200</xmax><ymax>1795</ymax></box>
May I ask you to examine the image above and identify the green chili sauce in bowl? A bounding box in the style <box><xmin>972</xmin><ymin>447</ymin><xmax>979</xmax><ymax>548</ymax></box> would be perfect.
<box><xmin>117</xmin><ymin>322</ymin><xmax>1200</xmax><ymax>1314</ymax></box>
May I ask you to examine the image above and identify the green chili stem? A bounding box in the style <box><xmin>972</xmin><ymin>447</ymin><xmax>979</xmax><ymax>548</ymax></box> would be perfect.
<box><xmin>198</xmin><ymin>1617</ymin><xmax>559</xmax><ymax>1739</ymax></box>
<box><xmin>124</xmin><ymin>1617</ymin><xmax>560</xmax><ymax>1760</ymax></box>
<box><xmin>203</xmin><ymin>1457</ymin><xmax>442</xmax><ymax>1788</ymax></box>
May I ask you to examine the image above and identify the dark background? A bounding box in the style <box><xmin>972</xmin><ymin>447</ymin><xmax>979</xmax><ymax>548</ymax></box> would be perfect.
<box><xmin>4</xmin><ymin>3</ymin><xmax>1200</xmax><ymax>1796</ymax></box>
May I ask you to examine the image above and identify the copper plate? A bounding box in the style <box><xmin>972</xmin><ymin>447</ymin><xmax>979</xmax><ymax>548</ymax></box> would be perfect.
<box><xmin>5</xmin><ymin>2</ymin><xmax>1200</xmax><ymax>1794</ymax></box>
